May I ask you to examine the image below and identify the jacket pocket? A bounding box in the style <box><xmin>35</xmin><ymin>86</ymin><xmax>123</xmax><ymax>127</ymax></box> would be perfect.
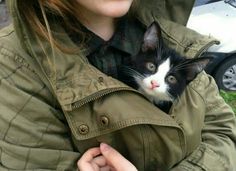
<box><xmin>185</xmin><ymin>143</ymin><xmax>227</xmax><ymax>171</ymax></box>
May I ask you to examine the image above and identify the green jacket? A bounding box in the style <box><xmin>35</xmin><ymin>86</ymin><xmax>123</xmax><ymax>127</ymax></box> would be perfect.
<box><xmin>0</xmin><ymin>0</ymin><xmax>236</xmax><ymax>170</ymax></box>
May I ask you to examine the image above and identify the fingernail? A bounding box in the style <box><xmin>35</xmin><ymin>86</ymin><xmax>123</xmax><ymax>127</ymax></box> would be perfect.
<box><xmin>100</xmin><ymin>143</ymin><xmax>110</xmax><ymax>152</ymax></box>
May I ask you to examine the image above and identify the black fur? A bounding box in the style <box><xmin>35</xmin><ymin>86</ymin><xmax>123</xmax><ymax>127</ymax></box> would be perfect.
<box><xmin>119</xmin><ymin>21</ymin><xmax>212</xmax><ymax>113</ymax></box>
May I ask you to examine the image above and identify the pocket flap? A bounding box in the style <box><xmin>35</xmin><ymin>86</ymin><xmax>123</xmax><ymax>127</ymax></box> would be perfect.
<box><xmin>63</xmin><ymin>91</ymin><xmax>181</xmax><ymax>140</ymax></box>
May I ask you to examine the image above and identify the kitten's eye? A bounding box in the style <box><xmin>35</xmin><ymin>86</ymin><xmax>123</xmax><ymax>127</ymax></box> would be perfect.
<box><xmin>166</xmin><ymin>75</ymin><xmax>177</xmax><ymax>84</ymax></box>
<box><xmin>146</xmin><ymin>62</ymin><xmax>156</xmax><ymax>72</ymax></box>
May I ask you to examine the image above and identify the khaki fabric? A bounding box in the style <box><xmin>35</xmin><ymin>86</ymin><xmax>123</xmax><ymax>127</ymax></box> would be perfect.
<box><xmin>0</xmin><ymin>0</ymin><xmax>235</xmax><ymax>170</ymax></box>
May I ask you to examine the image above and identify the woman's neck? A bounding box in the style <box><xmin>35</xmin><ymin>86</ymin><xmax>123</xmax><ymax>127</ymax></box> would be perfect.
<box><xmin>86</xmin><ymin>17</ymin><xmax>116</xmax><ymax>41</ymax></box>
<box><xmin>77</xmin><ymin>7</ymin><xmax>116</xmax><ymax>41</ymax></box>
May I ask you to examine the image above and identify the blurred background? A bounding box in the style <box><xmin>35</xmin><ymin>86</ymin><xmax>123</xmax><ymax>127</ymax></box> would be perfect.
<box><xmin>0</xmin><ymin>0</ymin><xmax>10</xmax><ymax>29</ymax></box>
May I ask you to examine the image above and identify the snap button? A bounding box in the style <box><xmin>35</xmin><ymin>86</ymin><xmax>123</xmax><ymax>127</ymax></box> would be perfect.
<box><xmin>98</xmin><ymin>77</ymin><xmax>104</xmax><ymax>83</ymax></box>
<box><xmin>100</xmin><ymin>116</ymin><xmax>109</xmax><ymax>126</ymax></box>
<box><xmin>184</xmin><ymin>47</ymin><xmax>190</xmax><ymax>52</ymax></box>
<box><xmin>78</xmin><ymin>124</ymin><xmax>89</xmax><ymax>135</ymax></box>
<box><xmin>184</xmin><ymin>42</ymin><xmax>194</xmax><ymax>52</ymax></box>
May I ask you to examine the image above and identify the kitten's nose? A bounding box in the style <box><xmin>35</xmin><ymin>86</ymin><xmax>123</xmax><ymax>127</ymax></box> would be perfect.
<box><xmin>151</xmin><ymin>80</ymin><xmax>160</xmax><ymax>89</ymax></box>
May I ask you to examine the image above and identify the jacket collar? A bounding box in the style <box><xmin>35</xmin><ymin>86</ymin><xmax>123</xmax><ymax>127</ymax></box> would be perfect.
<box><xmin>69</xmin><ymin>16</ymin><xmax>145</xmax><ymax>57</ymax></box>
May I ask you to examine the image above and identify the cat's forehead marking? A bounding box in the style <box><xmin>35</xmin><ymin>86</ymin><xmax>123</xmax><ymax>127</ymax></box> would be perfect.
<box><xmin>142</xmin><ymin>57</ymin><xmax>170</xmax><ymax>93</ymax></box>
<box><xmin>159</xmin><ymin>57</ymin><xmax>170</xmax><ymax>73</ymax></box>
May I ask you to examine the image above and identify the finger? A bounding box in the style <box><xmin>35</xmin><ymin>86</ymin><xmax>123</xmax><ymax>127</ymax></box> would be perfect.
<box><xmin>91</xmin><ymin>160</ymin><xmax>110</xmax><ymax>171</ymax></box>
<box><xmin>93</xmin><ymin>155</ymin><xmax>107</xmax><ymax>167</ymax></box>
<box><xmin>77</xmin><ymin>147</ymin><xmax>101</xmax><ymax>166</ymax></box>
<box><xmin>100</xmin><ymin>143</ymin><xmax>137</xmax><ymax>171</ymax></box>
<box><xmin>100</xmin><ymin>165</ymin><xmax>112</xmax><ymax>171</ymax></box>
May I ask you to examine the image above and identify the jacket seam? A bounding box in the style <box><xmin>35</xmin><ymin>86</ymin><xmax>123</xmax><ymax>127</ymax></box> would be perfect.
<box><xmin>140</xmin><ymin>126</ymin><xmax>146</xmax><ymax>171</ymax></box>
<box><xmin>0</xmin><ymin>27</ymin><xmax>14</xmax><ymax>38</ymax></box>
<box><xmin>177</xmin><ymin>128</ymin><xmax>186</xmax><ymax>159</ymax></box>
<box><xmin>0</xmin><ymin>46</ymin><xmax>37</xmax><ymax>75</ymax></box>
<box><xmin>188</xmin><ymin>86</ymin><xmax>206</xmax><ymax>105</ymax></box>
<box><xmin>205</xmin><ymin>83</ymin><xmax>225</xmax><ymax>112</ymax></box>
<box><xmin>175</xmin><ymin>163</ymin><xmax>195</xmax><ymax>171</ymax></box>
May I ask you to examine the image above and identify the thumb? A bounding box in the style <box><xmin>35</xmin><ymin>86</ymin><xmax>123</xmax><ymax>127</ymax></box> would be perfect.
<box><xmin>100</xmin><ymin>143</ymin><xmax>137</xmax><ymax>171</ymax></box>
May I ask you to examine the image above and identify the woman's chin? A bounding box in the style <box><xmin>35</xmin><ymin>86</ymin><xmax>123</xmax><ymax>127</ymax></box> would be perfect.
<box><xmin>102</xmin><ymin>1</ymin><xmax>133</xmax><ymax>17</ymax></box>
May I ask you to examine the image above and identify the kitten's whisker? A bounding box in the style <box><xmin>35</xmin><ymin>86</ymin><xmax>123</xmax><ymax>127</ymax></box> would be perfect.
<box><xmin>121</xmin><ymin>67</ymin><xmax>145</xmax><ymax>80</ymax></box>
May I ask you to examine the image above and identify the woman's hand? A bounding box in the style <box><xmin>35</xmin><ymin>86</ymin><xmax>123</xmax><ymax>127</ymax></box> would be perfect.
<box><xmin>77</xmin><ymin>147</ymin><xmax>110</xmax><ymax>171</ymax></box>
<box><xmin>77</xmin><ymin>143</ymin><xmax>138</xmax><ymax>171</ymax></box>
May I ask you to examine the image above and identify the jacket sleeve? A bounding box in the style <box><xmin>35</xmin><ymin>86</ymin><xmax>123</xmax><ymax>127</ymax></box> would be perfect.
<box><xmin>171</xmin><ymin>72</ymin><xmax>236</xmax><ymax>171</ymax></box>
<box><xmin>0</xmin><ymin>45</ymin><xmax>79</xmax><ymax>170</ymax></box>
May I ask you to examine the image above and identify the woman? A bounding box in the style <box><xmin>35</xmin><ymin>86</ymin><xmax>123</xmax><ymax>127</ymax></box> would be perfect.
<box><xmin>0</xmin><ymin>0</ymin><xmax>235</xmax><ymax>170</ymax></box>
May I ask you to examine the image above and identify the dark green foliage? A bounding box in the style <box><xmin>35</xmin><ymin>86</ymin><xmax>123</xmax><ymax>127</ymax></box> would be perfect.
<box><xmin>220</xmin><ymin>90</ymin><xmax>236</xmax><ymax>114</ymax></box>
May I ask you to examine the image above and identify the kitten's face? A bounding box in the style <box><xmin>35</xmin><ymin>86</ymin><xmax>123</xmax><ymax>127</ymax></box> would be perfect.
<box><xmin>128</xmin><ymin>21</ymin><xmax>211</xmax><ymax>102</ymax></box>
<box><xmin>135</xmin><ymin>57</ymin><xmax>173</xmax><ymax>101</ymax></box>
<box><xmin>133</xmin><ymin>52</ymin><xmax>186</xmax><ymax>102</ymax></box>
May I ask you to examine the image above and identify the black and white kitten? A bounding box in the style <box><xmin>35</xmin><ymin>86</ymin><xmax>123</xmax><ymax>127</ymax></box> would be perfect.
<box><xmin>120</xmin><ymin>21</ymin><xmax>212</xmax><ymax>113</ymax></box>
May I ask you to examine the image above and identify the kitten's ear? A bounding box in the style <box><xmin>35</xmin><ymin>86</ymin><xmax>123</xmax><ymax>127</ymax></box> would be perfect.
<box><xmin>142</xmin><ymin>21</ymin><xmax>162</xmax><ymax>52</ymax></box>
<box><xmin>185</xmin><ymin>57</ymin><xmax>213</xmax><ymax>81</ymax></box>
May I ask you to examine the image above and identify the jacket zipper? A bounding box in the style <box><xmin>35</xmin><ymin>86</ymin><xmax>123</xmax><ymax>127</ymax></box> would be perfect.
<box><xmin>71</xmin><ymin>87</ymin><xmax>141</xmax><ymax>109</ymax></box>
